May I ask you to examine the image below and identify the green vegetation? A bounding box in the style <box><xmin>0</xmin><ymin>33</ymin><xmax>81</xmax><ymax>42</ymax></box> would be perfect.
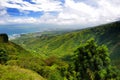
<box><xmin>0</xmin><ymin>49</ymin><xmax>8</xmax><ymax>64</ymax></box>
<box><xmin>72</xmin><ymin>38</ymin><xmax>118</xmax><ymax>80</ymax></box>
<box><xmin>0</xmin><ymin>64</ymin><xmax>45</xmax><ymax>80</ymax></box>
<box><xmin>0</xmin><ymin>21</ymin><xmax>120</xmax><ymax>80</ymax></box>
<box><xmin>13</xmin><ymin>21</ymin><xmax>120</xmax><ymax>67</ymax></box>
<box><xmin>0</xmin><ymin>34</ymin><xmax>46</xmax><ymax>80</ymax></box>
<box><xmin>0</xmin><ymin>34</ymin><xmax>70</xmax><ymax>80</ymax></box>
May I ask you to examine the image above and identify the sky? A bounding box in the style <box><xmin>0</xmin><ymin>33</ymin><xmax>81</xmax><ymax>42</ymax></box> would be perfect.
<box><xmin>0</xmin><ymin>0</ymin><xmax>120</xmax><ymax>32</ymax></box>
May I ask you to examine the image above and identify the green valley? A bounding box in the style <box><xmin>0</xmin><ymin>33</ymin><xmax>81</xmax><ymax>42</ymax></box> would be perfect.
<box><xmin>13</xmin><ymin>21</ymin><xmax>120</xmax><ymax>67</ymax></box>
<box><xmin>0</xmin><ymin>21</ymin><xmax>120</xmax><ymax>80</ymax></box>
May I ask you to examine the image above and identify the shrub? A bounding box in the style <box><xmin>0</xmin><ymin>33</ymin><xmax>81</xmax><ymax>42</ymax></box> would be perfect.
<box><xmin>0</xmin><ymin>49</ymin><xmax>8</xmax><ymax>64</ymax></box>
<box><xmin>72</xmin><ymin>38</ymin><xmax>118</xmax><ymax>80</ymax></box>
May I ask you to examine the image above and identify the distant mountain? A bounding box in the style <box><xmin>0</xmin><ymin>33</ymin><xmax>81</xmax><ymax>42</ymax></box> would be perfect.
<box><xmin>12</xmin><ymin>21</ymin><xmax>120</xmax><ymax>68</ymax></box>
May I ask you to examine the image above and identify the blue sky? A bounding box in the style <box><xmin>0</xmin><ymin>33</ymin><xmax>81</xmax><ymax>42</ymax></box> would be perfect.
<box><xmin>0</xmin><ymin>0</ymin><xmax>120</xmax><ymax>27</ymax></box>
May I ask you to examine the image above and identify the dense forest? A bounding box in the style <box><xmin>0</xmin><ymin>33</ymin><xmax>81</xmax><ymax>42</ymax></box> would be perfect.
<box><xmin>0</xmin><ymin>21</ymin><xmax>120</xmax><ymax>80</ymax></box>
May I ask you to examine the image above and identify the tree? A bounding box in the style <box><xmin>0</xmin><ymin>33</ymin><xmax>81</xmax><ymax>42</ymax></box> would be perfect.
<box><xmin>73</xmin><ymin>38</ymin><xmax>118</xmax><ymax>80</ymax></box>
<box><xmin>0</xmin><ymin>49</ymin><xmax>8</xmax><ymax>64</ymax></box>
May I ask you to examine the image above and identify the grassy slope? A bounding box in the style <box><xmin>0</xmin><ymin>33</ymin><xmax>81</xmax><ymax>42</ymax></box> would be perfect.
<box><xmin>12</xmin><ymin>21</ymin><xmax>120</xmax><ymax>67</ymax></box>
<box><xmin>0</xmin><ymin>36</ymin><xmax>46</xmax><ymax>80</ymax></box>
<box><xmin>0</xmin><ymin>64</ymin><xmax>45</xmax><ymax>80</ymax></box>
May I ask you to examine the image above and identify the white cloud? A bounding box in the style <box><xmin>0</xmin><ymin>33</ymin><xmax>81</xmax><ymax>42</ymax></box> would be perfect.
<box><xmin>34</xmin><ymin>0</ymin><xmax>120</xmax><ymax>26</ymax></box>
<box><xmin>0</xmin><ymin>0</ymin><xmax>120</xmax><ymax>26</ymax></box>
<box><xmin>56</xmin><ymin>0</ymin><xmax>120</xmax><ymax>25</ymax></box>
<box><xmin>1</xmin><ymin>17</ymin><xmax>39</xmax><ymax>25</ymax></box>
<box><xmin>56</xmin><ymin>0</ymin><xmax>120</xmax><ymax>24</ymax></box>
<box><xmin>0</xmin><ymin>0</ymin><xmax>63</xmax><ymax>12</ymax></box>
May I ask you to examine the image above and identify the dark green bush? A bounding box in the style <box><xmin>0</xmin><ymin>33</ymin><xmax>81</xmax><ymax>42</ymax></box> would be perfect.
<box><xmin>0</xmin><ymin>49</ymin><xmax>8</xmax><ymax>64</ymax></box>
<box><xmin>72</xmin><ymin>38</ymin><xmax>118</xmax><ymax>80</ymax></box>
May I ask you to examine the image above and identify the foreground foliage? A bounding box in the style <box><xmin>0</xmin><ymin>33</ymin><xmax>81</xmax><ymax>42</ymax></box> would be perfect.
<box><xmin>71</xmin><ymin>38</ymin><xmax>119</xmax><ymax>80</ymax></box>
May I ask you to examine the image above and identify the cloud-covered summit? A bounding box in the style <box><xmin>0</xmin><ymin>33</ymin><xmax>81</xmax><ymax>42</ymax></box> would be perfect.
<box><xmin>0</xmin><ymin>0</ymin><xmax>120</xmax><ymax>26</ymax></box>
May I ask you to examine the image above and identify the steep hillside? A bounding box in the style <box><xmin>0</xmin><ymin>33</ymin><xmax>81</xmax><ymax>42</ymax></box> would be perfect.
<box><xmin>0</xmin><ymin>34</ymin><xmax>31</xmax><ymax>64</ymax></box>
<box><xmin>12</xmin><ymin>21</ymin><xmax>120</xmax><ymax>67</ymax></box>
<box><xmin>0</xmin><ymin>34</ymin><xmax>46</xmax><ymax>80</ymax></box>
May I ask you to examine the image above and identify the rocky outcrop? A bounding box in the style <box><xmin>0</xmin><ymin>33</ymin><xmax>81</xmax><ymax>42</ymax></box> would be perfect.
<box><xmin>0</xmin><ymin>33</ymin><xmax>8</xmax><ymax>43</ymax></box>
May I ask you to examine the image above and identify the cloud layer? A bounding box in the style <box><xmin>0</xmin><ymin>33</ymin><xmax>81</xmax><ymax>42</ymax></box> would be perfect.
<box><xmin>0</xmin><ymin>0</ymin><xmax>120</xmax><ymax>26</ymax></box>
